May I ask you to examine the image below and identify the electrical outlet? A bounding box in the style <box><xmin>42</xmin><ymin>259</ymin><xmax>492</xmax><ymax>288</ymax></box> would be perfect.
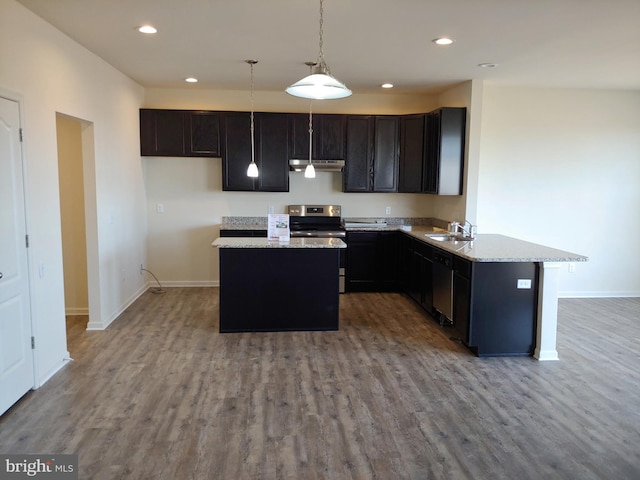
<box><xmin>385</xmin><ymin>206</ymin><xmax>391</xmax><ymax>215</ymax></box>
<box><xmin>517</xmin><ymin>279</ymin><xmax>532</xmax><ymax>289</ymax></box>
<box><xmin>268</xmin><ymin>205</ymin><xmax>274</xmax><ymax>214</ymax></box>
<box><xmin>568</xmin><ymin>263</ymin><xmax>576</xmax><ymax>273</ymax></box>
<box><xmin>156</xmin><ymin>203</ymin><xmax>164</xmax><ymax>214</ymax></box>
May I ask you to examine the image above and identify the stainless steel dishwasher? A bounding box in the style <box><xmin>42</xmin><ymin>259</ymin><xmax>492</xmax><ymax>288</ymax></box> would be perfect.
<box><xmin>432</xmin><ymin>250</ymin><xmax>453</xmax><ymax>325</ymax></box>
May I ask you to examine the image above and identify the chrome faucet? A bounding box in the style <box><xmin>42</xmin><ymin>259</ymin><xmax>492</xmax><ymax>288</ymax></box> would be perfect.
<box><xmin>458</xmin><ymin>220</ymin><xmax>477</xmax><ymax>240</ymax></box>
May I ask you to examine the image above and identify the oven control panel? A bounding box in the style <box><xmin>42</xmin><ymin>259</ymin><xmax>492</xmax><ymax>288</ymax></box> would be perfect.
<box><xmin>287</xmin><ymin>205</ymin><xmax>341</xmax><ymax>217</ymax></box>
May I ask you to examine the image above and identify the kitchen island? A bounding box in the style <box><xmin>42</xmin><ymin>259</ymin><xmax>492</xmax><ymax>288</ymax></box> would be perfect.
<box><xmin>212</xmin><ymin>237</ymin><xmax>346</xmax><ymax>333</ymax></box>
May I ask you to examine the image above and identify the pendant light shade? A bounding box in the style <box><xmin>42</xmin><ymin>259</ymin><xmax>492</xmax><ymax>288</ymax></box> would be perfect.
<box><xmin>287</xmin><ymin>62</ymin><xmax>352</xmax><ymax>100</ymax></box>
<box><xmin>247</xmin><ymin>161</ymin><xmax>259</xmax><ymax>178</ymax></box>
<box><xmin>286</xmin><ymin>0</ymin><xmax>351</xmax><ymax>100</ymax></box>
<box><xmin>304</xmin><ymin>164</ymin><xmax>316</xmax><ymax>178</ymax></box>
<box><xmin>246</xmin><ymin>60</ymin><xmax>259</xmax><ymax>178</ymax></box>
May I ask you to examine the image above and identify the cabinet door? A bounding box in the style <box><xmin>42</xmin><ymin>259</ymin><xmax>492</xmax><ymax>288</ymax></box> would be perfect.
<box><xmin>414</xmin><ymin>241</ymin><xmax>433</xmax><ymax>312</ymax></box>
<box><xmin>453</xmin><ymin>256</ymin><xmax>472</xmax><ymax>344</ymax></box>
<box><xmin>290</xmin><ymin>113</ymin><xmax>346</xmax><ymax>160</ymax></box>
<box><xmin>221</xmin><ymin>112</ymin><xmax>254</xmax><ymax>191</ymax></box>
<box><xmin>140</xmin><ymin>109</ymin><xmax>185</xmax><ymax>156</ymax></box>
<box><xmin>316</xmin><ymin>114</ymin><xmax>346</xmax><ymax>159</ymax></box>
<box><xmin>424</xmin><ymin>107</ymin><xmax>465</xmax><ymax>195</ymax></box>
<box><xmin>186</xmin><ymin>111</ymin><xmax>220</xmax><ymax>156</ymax></box>
<box><xmin>345</xmin><ymin>232</ymin><xmax>378</xmax><ymax>291</ymax></box>
<box><xmin>344</xmin><ymin>116</ymin><xmax>373</xmax><ymax>192</ymax></box>
<box><xmin>398</xmin><ymin>114</ymin><xmax>425</xmax><ymax>193</ymax></box>
<box><xmin>376</xmin><ymin>232</ymin><xmax>400</xmax><ymax>291</ymax></box>
<box><xmin>256</xmin><ymin>113</ymin><xmax>289</xmax><ymax>192</ymax></box>
<box><xmin>289</xmin><ymin>113</ymin><xmax>310</xmax><ymax>160</ymax></box>
<box><xmin>373</xmin><ymin>116</ymin><xmax>399</xmax><ymax>192</ymax></box>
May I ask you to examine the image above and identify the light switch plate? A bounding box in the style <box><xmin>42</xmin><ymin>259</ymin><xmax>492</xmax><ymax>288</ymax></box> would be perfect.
<box><xmin>517</xmin><ymin>279</ymin><xmax>532</xmax><ymax>289</ymax></box>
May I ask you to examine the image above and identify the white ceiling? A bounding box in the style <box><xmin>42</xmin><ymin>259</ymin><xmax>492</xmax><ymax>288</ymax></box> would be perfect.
<box><xmin>16</xmin><ymin>0</ymin><xmax>640</xmax><ymax>95</ymax></box>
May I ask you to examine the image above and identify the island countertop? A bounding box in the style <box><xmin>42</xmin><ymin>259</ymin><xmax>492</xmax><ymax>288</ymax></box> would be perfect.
<box><xmin>212</xmin><ymin>237</ymin><xmax>346</xmax><ymax>249</ymax></box>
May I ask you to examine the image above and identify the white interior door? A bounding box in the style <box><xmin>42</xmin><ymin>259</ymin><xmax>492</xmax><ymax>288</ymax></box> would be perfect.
<box><xmin>0</xmin><ymin>95</ymin><xmax>34</xmax><ymax>416</ymax></box>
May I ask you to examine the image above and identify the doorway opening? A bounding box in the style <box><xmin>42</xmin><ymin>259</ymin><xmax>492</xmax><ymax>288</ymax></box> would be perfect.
<box><xmin>55</xmin><ymin>113</ymin><xmax>99</xmax><ymax>338</ymax></box>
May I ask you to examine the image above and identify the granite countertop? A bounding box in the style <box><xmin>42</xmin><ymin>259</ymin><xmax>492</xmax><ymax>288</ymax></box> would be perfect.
<box><xmin>212</xmin><ymin>237</ymin><xmax>346</xmax><ymax>249</ymax></box>
<box><xmin>218</xmin><ymin>217</ymin><xmax>587</xmax><ymax>262</ymax></box>
<box><xmin>405</xmin><ymin>228</ymin><xmax>588</xmax><ymax>263</ymax></box>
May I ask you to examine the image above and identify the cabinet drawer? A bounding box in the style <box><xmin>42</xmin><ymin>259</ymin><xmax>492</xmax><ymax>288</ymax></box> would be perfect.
<box><xmin>453</xmin><ymin>256</ymin><xmax>472</xmax><ymax>278</ymax></box>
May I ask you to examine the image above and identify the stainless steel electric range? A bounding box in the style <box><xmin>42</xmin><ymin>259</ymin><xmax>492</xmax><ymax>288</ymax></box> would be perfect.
<box><xmin>287</xmin><ymin>204</ymin><xmax>346</xmax><ymax>292</ymax></box>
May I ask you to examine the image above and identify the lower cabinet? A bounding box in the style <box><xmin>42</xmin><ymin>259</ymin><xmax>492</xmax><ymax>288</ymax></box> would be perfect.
<box><xmin>399</xmin><ymin>233</ymin><xmax>538</xmax><ymax>357</ymax></box>
<box><xmin>463</xmin><ymin>262</ymin><xmax>538</xmax><ymax>356</ymax></box>
<box><xmin>345</xmin><ymin>231</ymin><xmax>400</xmax><ymax>292</ymax></box>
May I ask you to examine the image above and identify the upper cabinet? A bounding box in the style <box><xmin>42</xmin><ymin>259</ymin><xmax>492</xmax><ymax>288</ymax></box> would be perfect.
<box><xmin>343</xmin><ymin>115</ymin><xmax>399</xmax><ymax>193</ymax></box>
<box><xmin>398</xmin><ymin>114</ymin><xmax>426</xmax><ymax>193</ymax></box>
<box><xmin>423</xmin><ymin>107</ymin><xmax>466</xmax><ymax>195</ymax></box>
<box><xmin>221</xmin><ymin>112</ymin><xmax>289</xmax><ymax>192</ymax></box>
<box><xmin>140</xmin><ymin>109</ymin><xmax>220</xmax><ymax>157</ymax></box>
<box><xmin>289</xmin><ymin>113</ymin><xmax>346</xmax><ymax>160</ymax></box>
<box><xmin>186</xmin><ymin>111</ymin><xmax>221</xmax><ymax>156</ymax></box>
<box><xmin>139</xmin><ymin>107</ymin><xmax>466</xmax><ymax>195</ymax></box>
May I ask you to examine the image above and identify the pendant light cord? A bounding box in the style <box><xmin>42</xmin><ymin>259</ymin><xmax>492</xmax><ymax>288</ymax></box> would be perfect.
<box><xmin>316</xmin><ymin>0</ymin><xmax>331</xmax><ymax>75</ymax></box>
<box><xmin>318</xmin><ymin>0</ymin><xmax>325</xmax><ymax>66</ymax></box>
<box><xmin>250</xmin><ymin>61</ymin><xmax>256</xmax><ymax>165</ymax></box>
<box><xmin>308</xmin><ymin>100</ymin><xmax>313</xmax><ymax>164</ymax></box>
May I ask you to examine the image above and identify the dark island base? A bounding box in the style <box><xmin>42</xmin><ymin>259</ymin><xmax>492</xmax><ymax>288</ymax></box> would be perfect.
<box><xmin>219</xmin><ymin>248</ymin><xmax>340</xmax><ymax>333</ymax></box>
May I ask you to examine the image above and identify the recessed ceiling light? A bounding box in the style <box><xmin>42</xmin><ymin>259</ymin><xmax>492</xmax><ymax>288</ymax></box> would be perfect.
<box><xmin>137</xmin><ymin>25</ymin><xmax>157</xmax><ymax>34</ymax></box>
<box><xmin>185</xmin><ymin>77</ymin><xmax>198</xmax><ymax>83</ymax></box>
<box><xmin>478</xmin><ymin>63</ymin><xmax>498</xmax><ymax>68</ymax></box>
<box><xmin>433</xmin><ymin>37</ymin><xmax>454</xmax><ymax>45</ymax></box>
<box><xmin>381</xmin><ymin>83</ymin><xmax>394</xmax><ymax>89</ymax></box>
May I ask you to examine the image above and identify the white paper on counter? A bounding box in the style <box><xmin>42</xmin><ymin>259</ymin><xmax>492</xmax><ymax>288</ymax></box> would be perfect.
<box><xmin>268</xmin><ymin>214</ymin><xmax>290</xmax><ymax>241</ymax></box>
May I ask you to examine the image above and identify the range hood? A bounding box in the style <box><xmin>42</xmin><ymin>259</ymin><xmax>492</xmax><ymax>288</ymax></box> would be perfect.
<box><xmin>289</xmin><ymin>159</ymin><xmax>345</xmax><ymax>172</ymax></box>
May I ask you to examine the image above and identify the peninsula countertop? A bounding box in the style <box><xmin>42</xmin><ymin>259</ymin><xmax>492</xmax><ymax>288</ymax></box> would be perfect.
<box><xmin>212</xmin><ymin>237</ymin><xmax>346</xmax><ymax>249</ymax></box>
<box><xmin>402</xmin><ymin>229</ymin><xmax>587</xmax><ymax>263</ymax></box>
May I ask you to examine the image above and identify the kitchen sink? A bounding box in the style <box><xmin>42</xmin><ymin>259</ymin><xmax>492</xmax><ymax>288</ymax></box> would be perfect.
<box><xmin>425</xmin><ymin>233</ymin><xmax>472</xmax><ymax>242</ymax></box>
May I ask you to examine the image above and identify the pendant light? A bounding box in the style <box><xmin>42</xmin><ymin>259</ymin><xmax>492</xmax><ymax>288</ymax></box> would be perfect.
<box><xmin>305</xmin><ymin>100</ymin><xmax>316</xmax><ymax>178</ymax></box>
<box><xmin>246</xmin><ymin>60</ymin><xmax>259</xmax><ymax>178</ymax></box>
<box><xmin>285</xmin><ymin>0</ymin><xmax>351</xmax><ymax>100</ymax></box>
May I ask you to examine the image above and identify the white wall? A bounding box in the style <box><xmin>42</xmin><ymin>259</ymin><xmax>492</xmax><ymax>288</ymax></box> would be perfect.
<box><xmin>143</xmin><ymin>87</ymin><xmax>450</xmax><ymax>285</ymax></box>
<box><xmin>0</xmin><ymin>0</ymin><xmax>147</xmax><ymax>384</ymax></box>
<box><xmin>477</xmin><ymin>86</ymin><xmax>640</xmax><ymax>297</ymax></box>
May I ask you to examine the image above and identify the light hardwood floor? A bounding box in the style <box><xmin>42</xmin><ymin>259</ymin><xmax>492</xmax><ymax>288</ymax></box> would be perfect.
<box><xmin>1</xmin><ymin>289</ymin><xmax>639</xmax><ymax>479</ymax></box>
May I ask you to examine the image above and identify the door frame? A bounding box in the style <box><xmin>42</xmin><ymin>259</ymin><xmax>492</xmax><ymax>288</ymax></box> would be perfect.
<box><xmin>0</xmin><ymin>86</ymin><xmax>37</xmax><ymax>390</ymax></box>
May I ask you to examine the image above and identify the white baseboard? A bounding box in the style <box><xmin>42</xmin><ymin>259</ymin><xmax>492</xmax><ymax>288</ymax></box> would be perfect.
<box><xmin>35</xmin><ymin>353</ymin><xmax>72</xmax><ymax>389</ymax></box>
<box><xmin>559</xmin><ymin>291</ymin><xmax>640</xmax><ymax>298</ymax></box>
<box><xmin>159</xmin><ymin>280</ymin><xmax>219</xmax><ymax>287</ymax></box>
<box><xmin>86</xmin><ymin>283</ymin><xmax>149</xmax><ymax>330</ymax></box>
<box><xmin>65</xmin><ymin>307</ymin><xmax>89</xmax><ymax>316</ymax></box>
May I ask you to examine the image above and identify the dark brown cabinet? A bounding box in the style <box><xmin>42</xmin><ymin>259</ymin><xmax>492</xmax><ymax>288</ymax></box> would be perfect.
<box><xmin>424</xmin><ymin>107</ymin><xmax>466</xmax><ymax>195</ymax></box>
<box><xmin>398</xmin><ymin>114</ymin><xmax>426</xmax><ymax>193</ymax></box>
<box><xmin>289</xmin><ymin>113</ymin><xmax>346</xmax><ymax>160</ymax></box>
<box><xmin>140</xmin><ymin>109</ymin><xmax>220</xmax><ymax>157</ymax></box>
<box><xmin>402</xmin><ymin>236</ymin><xmax>433</xmax><ymax>312</ymax></box>
<box><xmin>186</xmin><ymin>111</ymin><xmax>221</xmax><ymax>156</ymax></box>
<box><xmin>221</xmin><ymin>112</ymin><xmax>289</xmax><ymax>192</ymax></box>
<box><xmin>345</xmin><ymin>231</ymin><xmax>400</xmax><ymax>292</ymax></box>
<box><xmin>140</xmin><ymin>109</ymin><xmax>184</xmax><ymax>156</ymax></box>
<box><xmin>343</xmin><ymin>115</ymin><xmax>399</xmax><ymax>192</ymax></box>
